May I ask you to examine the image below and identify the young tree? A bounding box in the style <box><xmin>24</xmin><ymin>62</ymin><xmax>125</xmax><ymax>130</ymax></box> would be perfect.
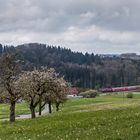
<box><xmin>18</xmin><ymin>67</ymin><xmax>68</xmax><ymax>118</ymax></box>
<box><xmin>37</xmin><ymin>68</ymin><xmax>56</xmax><ymax>115</ymax></box>
<box><xmin>37</xmin><ymin>70</ymin><xmax>68</xmax><ymax>115</ymax></box>
<box><xmin>18</xmin><ymin>68</ymin><xmax>56</xmax><ymax>118</ymax></box>
<box><xmin>38</xmin><ymin>70</ymin><xmax>59</xmax><ymax>115</ymax></box>
<box><xmin>0</xmin><ymin>54</ymin><xmax>21</xmax><ymax>122</ymax></box>
<box><xmin>53</xmin><ymin>78</ymin><xmax>68</xmax><ymax>112</ymax></box>
<box><xmin>18</xmin><ymin>70</ymin><xmax>42</xmax><ymax>118</ymax></box>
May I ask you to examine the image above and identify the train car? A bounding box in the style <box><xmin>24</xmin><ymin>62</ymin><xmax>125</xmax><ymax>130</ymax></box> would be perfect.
<box><xmin>100</xmin><ymin>85</ymin><xmax>140</xmax><ymax>93</ymax></box>
<box><xmin>100</xmin><ymin>88</ymin><xmax>113</xmax><ymax>92</ymax></box>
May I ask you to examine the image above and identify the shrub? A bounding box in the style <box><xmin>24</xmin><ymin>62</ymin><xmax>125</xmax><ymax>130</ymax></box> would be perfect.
<box><xmin>79</xmin><ymin>90</ymin><xmax>98</xmax><ymax>98</ymax></box>
<box><xmin>126</xmin><ymin>93</ymin><xmax>133</xmax><ymax>98</ymax></box>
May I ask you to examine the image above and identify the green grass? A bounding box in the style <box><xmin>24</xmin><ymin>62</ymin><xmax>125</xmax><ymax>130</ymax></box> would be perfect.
<box><xmin>0</xmin><ymin>102</ymin><xmax>30</xmax><ymax>119</ymax></box>
<box><xmin>1</xmin><ymin>93</ymin><xmax>140</xmax><ymax>139</ymax></box>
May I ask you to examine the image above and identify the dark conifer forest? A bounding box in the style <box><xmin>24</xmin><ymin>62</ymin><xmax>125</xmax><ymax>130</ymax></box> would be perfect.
<box><xmin>0</xmin><ymin>43</ymin><xmax>140</xmax><ymax>89</ymax></box>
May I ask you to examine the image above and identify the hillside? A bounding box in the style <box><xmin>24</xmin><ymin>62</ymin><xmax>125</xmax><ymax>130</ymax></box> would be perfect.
<box><xmin>0</xmin><ymin>43</ymin><xmax>140</xmax><ymax>89</ymax></box>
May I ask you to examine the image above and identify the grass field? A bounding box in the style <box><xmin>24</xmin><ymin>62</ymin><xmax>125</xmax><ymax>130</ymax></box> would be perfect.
<box><xmin>1</xmin><ymin>93</ymin><xmax>140</xmax><ymax>140</ymax></box>
<box><xmin>0</xmin><ymin>102</ymin><xmax>30</xmax><ymax>119</ymax></box>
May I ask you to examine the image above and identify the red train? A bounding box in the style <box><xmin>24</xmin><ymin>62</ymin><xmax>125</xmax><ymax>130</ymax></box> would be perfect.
<box><xmin>100</xmin><ymin>85</ymin><xmax>140</xmax><ymax>92</ymax></box>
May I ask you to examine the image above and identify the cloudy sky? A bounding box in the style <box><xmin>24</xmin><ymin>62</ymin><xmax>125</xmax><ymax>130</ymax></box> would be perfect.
<box><xmin>0</xmin><ymin>0</ymin><xmax>140</xmax><ymax>54</ymax></box>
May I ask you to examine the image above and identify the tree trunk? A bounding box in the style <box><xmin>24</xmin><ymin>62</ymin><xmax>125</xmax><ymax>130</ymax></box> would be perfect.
<box><xmin>10</xmin><ymin>101</ymin><xmax>16</xmax><ymax>122</ymax></box>
<box><xmin>30</xmin><ymin>106</ymin><xmax>36</xmax><ymax>118</ymax></box>
<box><xmin>39</xmin><ymin>100</ymin><xmax>42</xmax><ymax>116</ymax></box>
<box><xmin>56</xmin><ymin>102</ymin><xmax>60</xmax><ymax>112</ymax></box>
<box><xmin>90</xmin><ymin>71</ymin><xmax>93</xmax><ymax>89</ymax></box>
<box><xmin>48</xmin><ymin>101</ymin><xmax>52</xmax><ymax>113</ymax></box>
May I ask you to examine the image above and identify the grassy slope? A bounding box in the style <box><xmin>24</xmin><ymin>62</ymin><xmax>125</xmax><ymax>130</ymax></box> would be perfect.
<box><xmin>1</xmin><ymin>94</ymin><xmax>140</xmax><ymax>140</ymax></box>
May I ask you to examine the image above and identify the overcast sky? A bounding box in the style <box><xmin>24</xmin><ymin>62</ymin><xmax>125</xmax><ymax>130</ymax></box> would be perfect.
<box><xmin>0</xmin><ymin>0</ymin><xmax>140</xmax><ymax>54</ymax></box>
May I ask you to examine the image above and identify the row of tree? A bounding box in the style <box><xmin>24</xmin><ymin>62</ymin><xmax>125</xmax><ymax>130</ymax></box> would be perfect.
<box><xmin>0</xmin><ymin>54</ymin><xmax>68</xmax><ymax>122</ymax></box>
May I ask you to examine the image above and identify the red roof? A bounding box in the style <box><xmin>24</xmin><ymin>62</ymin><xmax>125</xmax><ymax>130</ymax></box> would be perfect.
<box><xmin>69</xmin><ymin>86</ymin><xmax>78</xmax><ymax>95</ymax></box>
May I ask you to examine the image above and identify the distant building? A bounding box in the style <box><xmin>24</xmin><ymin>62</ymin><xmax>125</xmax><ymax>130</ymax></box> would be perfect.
<box><xmin>68</xmin><ymin>86</ymin><xmax>78</xmax><ymax>95</ymax></box>
<box><xmin>67</xmin><ymin>86</ymin><xmax>81</xmax><ymax>98</ymax></box>
<box><xmin>120</xmin><ymin>53</ymin><xmax>140</xmax><ymax>60</ymax></box>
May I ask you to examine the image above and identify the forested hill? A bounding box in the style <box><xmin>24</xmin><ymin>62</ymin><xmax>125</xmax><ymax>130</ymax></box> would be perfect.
<box><xmin>0</xmin><ymin>43</ymin><xmax>140</xmax><ymax>89</ymax></box>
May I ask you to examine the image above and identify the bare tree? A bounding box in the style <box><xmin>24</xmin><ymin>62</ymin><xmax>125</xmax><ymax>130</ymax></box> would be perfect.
<box><xmin>0</xmin><ymin>54</ymin><xmax>21</xmax><ymax>122</ymax></box>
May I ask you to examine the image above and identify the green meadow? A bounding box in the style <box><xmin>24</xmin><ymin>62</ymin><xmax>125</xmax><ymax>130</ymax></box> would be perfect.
<box><xmin>0</xmin><ymin>103</ymin><xmax>30</xmax><ymax>119</ymax></box>
<box><xmin>1</xmin><ymin>93</ymin><xmax>140</xmax><ymax>140</ymax></box>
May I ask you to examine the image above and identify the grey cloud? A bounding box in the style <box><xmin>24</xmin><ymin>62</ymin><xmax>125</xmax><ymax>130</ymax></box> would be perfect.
<box><xmin>1</xmin><ymin>0</ymin><xmax>140</xmax><ymax>32</ymax></box>
<box><xmin>0</xmin><ymin>0</ymin><xmax>140</xmax><ymax>54</ymax></box>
